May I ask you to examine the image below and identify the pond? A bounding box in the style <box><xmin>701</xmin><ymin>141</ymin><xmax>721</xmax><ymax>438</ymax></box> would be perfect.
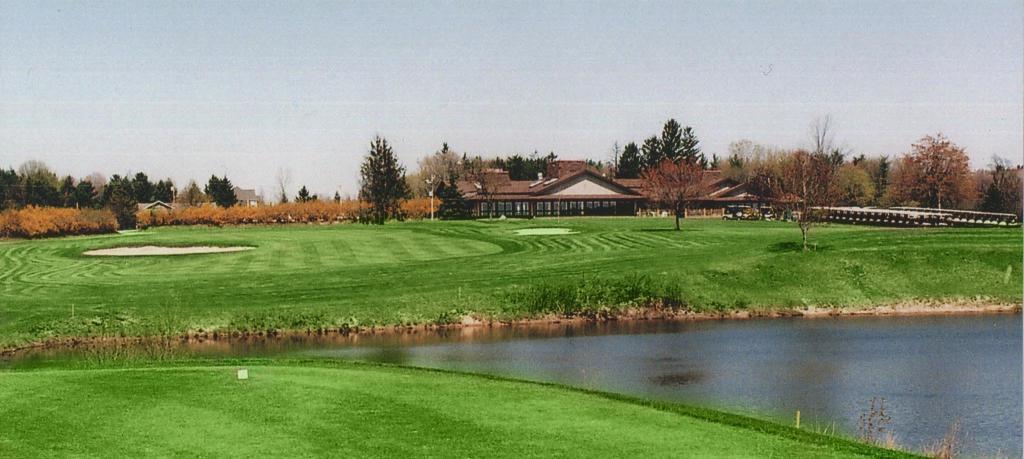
<box><xmin>6</xmin><ymin>314</ymin><xmax>1020</xmax><ymax>456</ymax></box>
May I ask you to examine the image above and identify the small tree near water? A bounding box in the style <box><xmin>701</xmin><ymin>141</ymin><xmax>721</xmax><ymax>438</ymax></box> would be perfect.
<box><xmin>359</xmin><ymin>136</ymin><xmax>410</xmax><ymax>224</ymax></box>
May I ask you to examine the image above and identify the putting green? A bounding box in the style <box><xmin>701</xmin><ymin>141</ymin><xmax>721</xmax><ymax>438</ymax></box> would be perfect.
<box><xmin>0</xmin><ymin>362</ymin><xmax>908</xmax><ymax>457</ymax></box>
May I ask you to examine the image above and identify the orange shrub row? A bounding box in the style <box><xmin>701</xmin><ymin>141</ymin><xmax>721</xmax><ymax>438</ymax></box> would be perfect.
<box><xmin>0</xmin><ymin>206</ymin><xmax>118</xmax><ymax>238</ymax></box>
<box><xmin>135</xmin><ymin>199</ymin><xmax>436</xmax><ymax>228</ymax></box>
<box><xmin>400</xmin><ymin>198</ymin><xmax>432</xmax><ymax>220</ymax></box>
<box><xmin>136</xmin><ymin>200</ymin><xmax>365</xmax><ymax>228</ymax></box>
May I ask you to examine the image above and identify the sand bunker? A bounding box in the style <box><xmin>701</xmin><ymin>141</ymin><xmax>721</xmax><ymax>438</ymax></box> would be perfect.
<box><xmin>513</xmin><ymin>228</ymin><xmax>578</xmax><ymax>236</ymax></box>
<box><xmin>83</xmin><ymin>246</ymin><xmax>254</xmax><ymax>256</ymax></box>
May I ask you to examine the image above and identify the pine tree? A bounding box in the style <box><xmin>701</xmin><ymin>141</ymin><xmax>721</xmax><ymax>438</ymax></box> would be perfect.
<box><xmin>680</xmin><ymin>126</ymin><xmax>703</xmax><ymax>165</ymax></box>
<box><xmin>0</xmin><ymin>168</ymin><xmax>18</xmax><ymax>210</ymax></box>
<box><xmin>359</xmin><ymin>136</ymin><xmax>411</xmax><ymax>224</ymax></box>
<box><xmin>153</xmin><ymin>179</ymin><xmax>175</xmax><ymax>202</ymax></box>
<box><xmin>132</xmin><ymin>172</ymin><xmax>154</xmax><ymax>203</ymax></box>
<box><xmin>74</xmin><ymin>180</ymin><xmax>96</xmax><ymax>208</ymax></box>
<box><xmin>205</xmin><ymin>175</ymin><xmax>238</xmax><ymax>207</ymax></box>
<box><xmin>437</xmin><ymin>179</ymin><xmax>469</xmax><ymax>219</ymax></box>
<box><xmin>641</xmin><ymin>136</ymin><xmax>663</xmax><ymax>170</ymax></box>
<box><xmin>616</xmin><ymin>142</ymin><xmax>643</xmax><ymax>178</ymax></box>
<box><xmin>59</xmin><ymin>176</ymin><xmax>76</xmax><ymax>207</ymax></box>
<box><xmin>105</xmin><ymin>175</ymin><xmax>137</xmax><ymax>229</ymax></box>
<box><xmin>296</xmin><ymin>185</ymin><xmax>314</xmax><ymax>203</ymax></box>
<box><xmin>333</xmin><ymin>191</ymin><xmax>341</xmax><ymax>203</ymax></box>
<box><xmin>660</xmin><ymin>119</ymin><xmax>684</xmax><ymax>161</ymax></box>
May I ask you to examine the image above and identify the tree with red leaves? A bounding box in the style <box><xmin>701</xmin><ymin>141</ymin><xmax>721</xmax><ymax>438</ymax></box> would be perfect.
<box><xmin>889</xmin><ymin>134</ymin><xmax>974</xmax><ymax>209</ymax></box>
<box><xmin>642</xmin><ymin>157</ymin><xmax>705</xmax><ymax>231</ymax></box>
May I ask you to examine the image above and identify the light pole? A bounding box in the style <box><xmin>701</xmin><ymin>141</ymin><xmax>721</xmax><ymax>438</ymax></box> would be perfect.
<box><xmin>425</xmin><ymin>174</ymin><xmax>437</xmax><ymax>221</ymax></box>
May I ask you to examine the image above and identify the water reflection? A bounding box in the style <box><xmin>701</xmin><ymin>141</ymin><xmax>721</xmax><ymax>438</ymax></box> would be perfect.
<box><xmin>4</xmin><ymin>314</ymin><xmax>1020</xmax><ymax>457</ymax></box>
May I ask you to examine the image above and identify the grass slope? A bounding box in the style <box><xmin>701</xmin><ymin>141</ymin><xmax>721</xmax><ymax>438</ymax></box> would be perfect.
<box><xmin>0</xmin><ymin>360</ymin><xmax>915</xmax><ymax>458</ymax></box>
<box><xmin>0</xmin><ymin>218</ymin><xmax>1019</xmax><ymax>348</ymax></box>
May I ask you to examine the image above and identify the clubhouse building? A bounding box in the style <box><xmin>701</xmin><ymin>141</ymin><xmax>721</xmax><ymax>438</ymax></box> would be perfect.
<box><xmin>457</xmin><ymin>160</ymin><xmax>767</xmax><ymax>218</ymax></box>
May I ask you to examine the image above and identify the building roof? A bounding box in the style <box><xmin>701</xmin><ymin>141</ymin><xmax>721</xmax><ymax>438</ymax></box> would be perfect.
<box><xmin>137</xmin><ymin>201</ymin><xmax>174</xmax><ymax>211</ymax></box>
<box><xmin>457</xmin><ymin>161</ymin><xmax>761</xmax><ymax>203</ymax></box>
<box><xmin>232</xmin><ymin>187</ymin><xmax>260</xmax><ymax>201</ymax></box>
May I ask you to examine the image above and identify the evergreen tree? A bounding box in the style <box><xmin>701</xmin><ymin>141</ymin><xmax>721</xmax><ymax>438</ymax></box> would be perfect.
<box><xmin>204</xmin><ymin>175</ymin><xmax>238</xmax><ymax>207</ymax></box>
<box><xmin>437</xmin><ymin>179</ymin><xmax>469</xmax><ymax>219</ymax></box>
<box><xmin>0</xmin><ymin>168</ymin><xmax>19</xmax><ymax>210</ymax></box>
<box><xmin>872</xmin><ymin>156</ymin><xmax>890</xmax><ymax>204</ymax></box>
<box><xmin>131</xmin><ymin>172</ymin><xmax>154</xmax><ymax>203</ymax></box>
<box><xmin>359</xmin><ymin>136</ymin><xmax>411</xmax><ymax>224</ymax></box>
<box><xmin>153</xmin><ymin>179</ymin><xmax>175</xmax><ymax>202</ymax></box>
<box><xmin>680</xmin><ymin>126</ymin><xmax>703</xmax><ymax>165</ymax></box>
<box><xmin>641</xmin><ymin>136</ymin><xmax>663</xmax><ymax>170</ymax></box>
<box><xmin>660</xmin><ymin>119</ymin><xmax>684</xmax><ymax>161</ymax></box>
<box><xmin>296</xmin><ymin>185</ymin><xmax>315</xmax><ymax>202</ymax></box>
<box><xmin>100</xmin><ymin>174</ymin><xmax>122</xmax><ymax>206</ymax></box>
<box><xmin>616</xmin><ymin>142</ymin><xmax>643</xmax><ymax>178</ymax></box>
<box><xmin>708</xmin><ymin>153</ymin><xmax>721</xmax><ymax>169</ymax></box>
<box><xmin>980</xmin><ymin>157</ymin><xmax>1022</xmax><ymax>215</ymax></box>
<box><xmin>333</xmin><ymin>191</ymin><xmax>342</xmax><ymax>203</ymax></box>
<box><xmin>74</xmin><ymin>180</ymin><xmax>96</xmax><ymax>208</ymax></box>
<box><xmin>59</xmin><ymin>176</ymin><xmax>77</xmax><ymax>207</ymax></box>
<box><xmin>105</xmin><ymin>175</ymin><xmax>137</xmax><ymax>229</ymax></box>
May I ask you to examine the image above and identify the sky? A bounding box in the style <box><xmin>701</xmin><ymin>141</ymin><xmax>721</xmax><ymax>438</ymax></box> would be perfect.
<box><xmin>1</xmin><ymin>0</ymin><xmax>1021</xmax><ymax>197</ymax></box>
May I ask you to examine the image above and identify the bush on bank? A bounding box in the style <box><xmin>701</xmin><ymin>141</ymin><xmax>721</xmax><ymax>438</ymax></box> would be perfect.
<box><xmin>0</xmin><ymin>206</ymin><xmax>118</xmax><ymax>238</ymax></box>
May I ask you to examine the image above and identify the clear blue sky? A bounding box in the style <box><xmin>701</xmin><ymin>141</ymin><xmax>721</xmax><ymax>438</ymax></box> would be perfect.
<box><xmin>1</xmin><ymin>0</ymin><xmax>1021</xmax><ymax>197</ymax></box>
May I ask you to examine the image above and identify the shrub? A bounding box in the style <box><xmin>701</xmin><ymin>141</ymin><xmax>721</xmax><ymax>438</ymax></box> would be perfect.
<box><xmin>135</xmin><ymin>199</ymin><xmax>440</xmax><ymax>229</ymax></box>
<box><xmin>400</xmin><ymin>198</ymin><xmax>432</xmax><ymax>220</ymax></box>
<box><xmin>0</xmin><ymin>206</ymin><xmax>118</xmax><ymax>238</ymax></box>
<box><xmin>137</xmin><ymin>200</ymin><xmax>368</xmax><ymax>228</ymax></box>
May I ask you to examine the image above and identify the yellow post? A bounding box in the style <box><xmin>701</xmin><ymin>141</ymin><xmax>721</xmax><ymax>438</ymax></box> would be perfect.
<box><xmin>795</xmin><ymin>410</ymin><xmax>801</xmax><ymax>428</ymax></box>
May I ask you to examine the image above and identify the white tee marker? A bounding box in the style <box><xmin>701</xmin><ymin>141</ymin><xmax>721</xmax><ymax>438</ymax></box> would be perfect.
<box><xmin>237</xmin><ymin>368</ymin><xmax>249</xmax><ymax>380</ymax></box>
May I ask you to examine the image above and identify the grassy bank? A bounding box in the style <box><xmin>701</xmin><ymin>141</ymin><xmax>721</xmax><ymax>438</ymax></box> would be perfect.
<box><xmin>0</xmin><ymin>359</ymin><xmax>915</xmax><ymax>457</ymax></box>
<box><xmin>0</xmin><ymin>218</ymin><xmax>1019</xmax><ymax>349</ymax></box>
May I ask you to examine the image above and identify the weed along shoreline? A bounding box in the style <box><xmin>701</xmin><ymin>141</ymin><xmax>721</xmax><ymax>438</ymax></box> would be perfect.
<box><xmin>3</xmin><ymin>299</ymin><xmax>1018</xmax><ymax>358</ymax></box>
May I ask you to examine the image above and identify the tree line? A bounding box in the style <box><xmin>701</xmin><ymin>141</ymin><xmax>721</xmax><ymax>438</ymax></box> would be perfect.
<box><xmin>2</xmin><ymin>117</ymin><xmax>1020</xmax><ymax>233</ymax></box>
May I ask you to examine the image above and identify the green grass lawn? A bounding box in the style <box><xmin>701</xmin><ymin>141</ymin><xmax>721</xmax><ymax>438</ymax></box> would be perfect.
<box><xmin>0</xmin><ymin>218</ymin><xmax>1019</xmax><ymax>349</ymax></box>
<box><xmin>0</xmin><ymin>359</ymin><xmax>914</xmax><ymax>458</ymax></box>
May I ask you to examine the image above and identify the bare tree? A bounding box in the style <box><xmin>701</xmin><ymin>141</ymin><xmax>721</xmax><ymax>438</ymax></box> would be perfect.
<box><xmin>83</xmin><ymin>172</ymin><xmax>108</xmax><ymax>197</ymax></box>
<box><xmin>275</xmin><ymin>167</ymin><xmax>292</xmax><ymax>204</ymax></box>
<box><xmin>463</xmin><ymin>156</ymin><xmax>497</xmax><ymax>218</ymax></box>
<box><xmin>810</xmin><ymin>115</ymin><xmax>847</xmax><ymax>169</ymax></box>
<box><xmin>811</xmin><ymin>115</ymin><xmax>835</xmax><ymax>156</ymax></box>
<box><xmin>642</xmin><ymin>158</ymin><xmax>706</xmax><ymax>231</ymax></box>
<box><xmin>782</xmin><ymin>150</ymin><xmax>839</xmax><ymax>251</ymax></box>
<box><xmin>418</xmin><ymin>143</ymin><xmax>461</xmax><ymax>189</ymax></box>
<box><xmin>406</xmin><ymin>143</ymin><xmax>461</xmax><ymax>199</ymax></box>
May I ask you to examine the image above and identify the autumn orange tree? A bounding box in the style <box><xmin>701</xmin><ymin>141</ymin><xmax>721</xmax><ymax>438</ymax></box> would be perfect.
<box><xmin>642</xmin><ymin>157</ymin><xmax>705</xmax><ymax>231</ymax></box>
<box><xmin>890</xmin><ymin>134</ymin><xmax>974</xmax><ymax>209</ymax></box>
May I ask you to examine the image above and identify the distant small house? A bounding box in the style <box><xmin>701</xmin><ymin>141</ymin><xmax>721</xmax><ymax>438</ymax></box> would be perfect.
<box><xmin>232</xmin><ymin>187</ymin><xmax>263</xmax><ymax>207</ymax></box>
<box><xmin>137</xmin><ymin>201</ymin><xmax>174</xmax><ymax>212</ymax></box>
